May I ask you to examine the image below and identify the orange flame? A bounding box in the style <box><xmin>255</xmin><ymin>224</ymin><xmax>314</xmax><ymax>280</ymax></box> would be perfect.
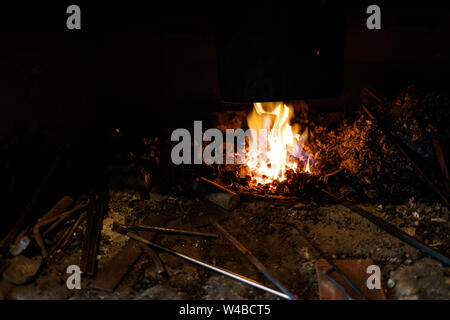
<box><xmin>245</xmin><ymin>102</ymin><xmax>312</xmax><ymax>185</ymax></box>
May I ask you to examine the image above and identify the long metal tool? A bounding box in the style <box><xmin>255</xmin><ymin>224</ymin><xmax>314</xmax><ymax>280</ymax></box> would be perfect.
<box><xmin>81</xmin><ymin>193</ymin><xmax>106</xmax><ymax>276</ymax></box>
<box><xmin>322</xmin><ymin>189</ymin><xmax>450</xmax><ymax>266</ymax></box>
<box><xmin>211</xmin><ymin>221</ymin><xmax>298</xmax><ymax>300</ymax></box>
<box><xmin>113</xmin><ymin>222</ymin><xmax>218</xmax><ymax>239</ymax></box>
<box><xmin>323</xmin><ymin>272</ymin><xmax>354</xmax><ymax>300</ymax></box>
<box><xmin>33</xmin><ymin>204</ymin><xmax>88</xmax><ymax>258</ymax></box>
<box><xmin>361</xmin><ymin>101</ymin><xmax>450</xmax><ymax>207</ymax></box>
<box><xmin>279</xmin><ymin>221</ymin><xmax>366</xmax><ymax>300</ymax></box>
<box><xmin>124</xmin><ymin>232</ymin><xmax>290</xmax><ymax>300</ymax></box>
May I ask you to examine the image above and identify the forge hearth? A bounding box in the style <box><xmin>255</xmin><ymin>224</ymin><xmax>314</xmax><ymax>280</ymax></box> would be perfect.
<box><xmin>1</xmin><ymin>86</ymin><xmax>449</xmax><ymax>301</ymax></box>
<box><xmin>1</xmin><ymin>3</ymin><xmax>450</xmax><ymax>303</ymax></box>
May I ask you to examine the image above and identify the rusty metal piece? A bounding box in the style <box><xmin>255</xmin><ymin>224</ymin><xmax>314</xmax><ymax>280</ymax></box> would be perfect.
<box><xmin>236</xmin><ymin>190</ymin><xmax>298</xmax><ymax>200</ymax></box>
<box><xmin>81</xmin><ymin>193</ymin><xmax>106</xmax><ymax>276</ymax></box>
<box><xmin>316</xmin><ymin>259</ymin><xmax>387</xmax><ymax>300</ymax></box>
<box><xmin>60</xmin><ymin>212</ymin><xmax>87</xmax><ymax>250</ymax></box>
<box><xmin>211</xmin><ymin>220</ymin><xmax>298</xmax><ymax>300</ymax></box>
<box><xmin>322</xmin><ymin>273</ymin><xmax>353</xmax><ymax>300</ymax></box>
<box><xmin>42</xmin><ymin>196</ymin><xmax>75</xmax><ymax>237</ymax></box>
<box><xmin>111</xmin><ymin>224</ymin><xmax>170</xmax><ymax>276</ymax></box>
<box><xmin>278</xmin><ymin>221</ymin><xmax>366</xmax><ymax>300</ymax></box>
<box><xmin>33</xmin><ymin>204</ymin><xmax>87</xmax><ymax>258</ymax></box>
<box><xmin>361</xmin><ymin>87</ymin><xmax>384</xmax><ymax>105</ymax></box>
<box><xmin>146</xmin><ymin>246</ymin><xmax>167</xmax><ymax>276</ymax></box>
<box><xmin>52</xmin><ymin>212</ymin><xmax>87</xmax><ymax>254</ymax></box>
<box><xmin>80</xmin><ymin>194</ymin><xmax>96</xmax><ymax>275</ymax></box>
<box><xmin>43</xmin><ymin>216</ymin><xmax>66</xmax><ymax>237</ymax></box>
<box><xmin>324</xmin><ymin>167</ymin><xmax>344</xmax><ymax>179</ymax></box>
<box><xmin>433</xmin><ymin>139</ymin><xmax>450</xmax><ymax>194</ymax></box>
<box><xmin>92</xmin><ymin>242</ymin><xmax>143</xmax><ymax>292</ymax></box>
<box><xmin>52</xmin><ymin>224</ymin><xmax>73</xmax><ymax>254</ymax></box>
<box><xmin>193</xmin><ymin>177</ymin><xmax>240</xmax><ymax>210</ymax></box>
<box><xmin>91</xmin><ymin>214</ymin><xmax>168</xmax><ymax>292</ymax></box>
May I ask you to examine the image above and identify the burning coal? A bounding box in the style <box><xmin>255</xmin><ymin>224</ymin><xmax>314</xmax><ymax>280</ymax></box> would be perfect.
<box><xmin>245</xmin><ymin>102</ymin><xmax>313</xmax><ymax>186</ymax></box>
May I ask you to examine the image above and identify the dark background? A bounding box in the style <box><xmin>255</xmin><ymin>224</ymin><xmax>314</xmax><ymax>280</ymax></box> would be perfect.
<box><xmin>1</xmin><ymin>1</ymin><xmax>450</xmax><ymax>142</ymax></box>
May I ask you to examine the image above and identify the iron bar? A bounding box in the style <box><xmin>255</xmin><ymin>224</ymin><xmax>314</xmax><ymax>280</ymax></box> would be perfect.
<box><xmin>321</xmin><ymin>189</ymin><xmax>450</xmax><ymax>267</ymax></box>
<box><xmin>324</xmin><ymin>271</ymin><xmax>353</xmax><ymax>300</ymax></box>
<box><xmin>124</xmin><ymin>231</ymin><xmax>290</xmax><ymax>300</ymax></box>
<box><xmin>361</xmin><ymin>102</ymin><xmax>450</xmax><ymax>207</ymax></box>
<box><xmin>279</xmin><ymin>221</ymin><xmax>366</xmax><ymax>300</ymax></box>
<box><xmin>81</xmin><ymin>193</ymin><xmax>106</xmax><ymax>276</ymax></box>
<box><xmin>113</xmin><ymin>222</ymin><xmax>218</xmax><ymax>239</ymax></box>
<box><xmin>212</xmin><ymin>220</ymin><xmax>298</xmax><ymax>300</ymax></box>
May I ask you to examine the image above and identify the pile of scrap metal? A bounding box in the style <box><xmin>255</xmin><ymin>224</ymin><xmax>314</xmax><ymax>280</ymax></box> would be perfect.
<box><xmin>0</xmin><ymin>193</ymin><xmax>105</xmax><ymax>285</ymax></box>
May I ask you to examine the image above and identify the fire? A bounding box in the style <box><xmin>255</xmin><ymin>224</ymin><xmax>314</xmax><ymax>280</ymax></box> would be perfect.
<box><xmin>245</xmin><ymin>102</ymin><xmax>313</xmax><ymax>185</ymax></box>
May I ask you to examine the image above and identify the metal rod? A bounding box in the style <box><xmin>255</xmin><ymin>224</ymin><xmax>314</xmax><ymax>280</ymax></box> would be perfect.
<box><xmin>58</xmin><ymin>212</ymin><xmax>87</xmax><ymax>251</ymax></box>
<box><xmin>116</xmin><ymin>223</ymin><xmax>218</xmax><ymax>239</ymax></box>
<box><xmin>33</xmin><ymin>204</ymin><xmax>88</xmax><ymax>258</ymax></box>
<box><xmin>433</xmin><ymin>139</ymin><xmax>450</xmax><ymax>194</ymax></box>
<box><xmin>323</xmin><ymin>272</ymin><xmax>354</xmax><ymax>300</ymax></box>
<box><xmin>81</xmin><ymin>195</ymin><xmax>97</xmax><ymax>274</ymax></box>
<box><xmin>361</xmin><ymin>102</ymin><xmax>450</xmax><ymax>207</ymax></box>
<box><xmin>321</xmin><ymin>189</ymin><xmax>450</xmax><ymax>267</ymax></box>
<box><xmin>279</xmin><ymin>221</ymin><xmax>366</xmax><ymax>300</ymax></box>
<box><xmin>211</xmin><ymin>221</ymin><xmax>298</xmax><ymax>300</ymax></box>
<box><xmin>125</xmin><ymin>232</ymin><xmax>290</xmax><ymax>300</ymax></box>
<box><xmin>81</xmin><ymin>193</ymin><xmax>106</xmax><ymax>276</ymax></box>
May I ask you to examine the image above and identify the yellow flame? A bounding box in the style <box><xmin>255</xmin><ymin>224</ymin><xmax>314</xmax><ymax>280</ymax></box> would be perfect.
<box><xmin>245</xmin><ymin>102</ymin><xmax>311</xmax><ymax>185</ymax></box>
